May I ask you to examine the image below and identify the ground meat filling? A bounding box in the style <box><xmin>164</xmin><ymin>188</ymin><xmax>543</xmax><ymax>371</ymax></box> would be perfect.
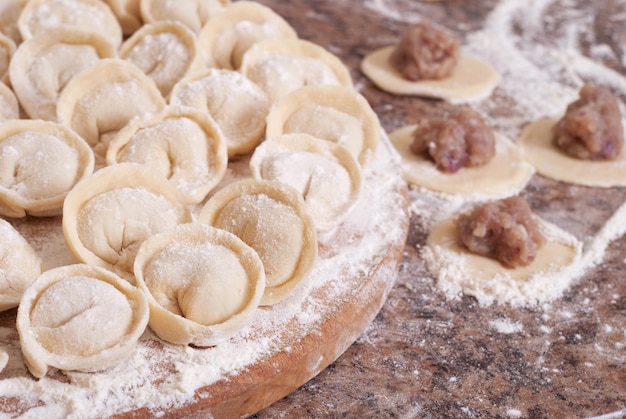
<box><xmin>389</xmin><ymin>21</ymin><xmax>460</xmax><ymax>81</ymax></box>
<box><xmin>552</xmin><ymin>84</ymin><xmax>624</xmax><ymax>160</ymax></box>
<box><xmin>456</xmin><ymin>197</ymin><xmax>545</xmax><ymax>268</ymax></box>
<box><xmin>410</xmin><ymin>107</ymin><xmax>496</xmax><ymax>173</ymax></box>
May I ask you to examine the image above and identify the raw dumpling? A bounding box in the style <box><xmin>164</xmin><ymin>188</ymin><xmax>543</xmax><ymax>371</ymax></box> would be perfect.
<box><xmin>240</xmin><ymin>38</ymin><xmax>353</xmax><ymax>104</ymax></box>
<box><xmin>18</xmin><ymin>0</ymin><xmax>123</xmax><ymax>49</ymax></box>
<box><xmin>16</xmin><ymin>263</ymin><xmax>149</xmax><ymax>378</ymax></box>
<box><xmin>0</xmin><ymin>0</ymin><xmax>27</xmax><ymax>44</ymax></box>
<box><xmin>140</xmin><ymin>0</ymin><xmax>228</xmax><ymax>35</ymax></box>
<box><xmin>106</xmin><ymin>106</ymin><xmax>228</xmax><ymax>204</ymax></box>
<box><xmin>191</xmin><ymin>1</ymin><xmax>296</xmax><ymax>72</ymax></box>
<box><xmin>120</xmin><ymin>21</ymin><xmax>197</xmax><ymax>98</ymax></box>
<box><xmin>170</xmin><ymin>69</ymin><xmax>269</xmax><ymax>158</ymax></box>
<box><xmin>134</xmin><ymin>223</ymin><xmax>265</xmax><ymax>346</ymax></box>
<box><xmin>199</xmin><ymin>179</ymin><xmax>317</xmax><ymax>305</ymax></box>
<box><xmin>0</xmin><ymin>218</ymin><xmax>42</xmax><ymax>312</ymax></box>
<box><xmin>103</xmin><ymin>0</ymin><xmax>142</xmax><ymax>36</ymax></box>
<box><xmin>9</xmin><ymin>28</ymin><xmax>117</xmax><ymax>121</ymax></box>
<box><xmin>250</xmin><ymin>133</ymin><xmax>362</xmax><ymax>232</ymax></box>
<box><xmin>0</xmin><ymin>33</ymin><xmax>16</xmax><ymax>85</ymax></box>
<box><xmin>265</xmin><ymin>85</ymin><xmax>380</xmax><ymax>166</ymax></box>
<box><xmin>56</xmin><ymin>58</ymin><xmax>165</xmax><ymax>163</ymax></box>
<box><xmin>0</xmin><ymin>119</ymin><xmax>95</xmax><ymax>217</ymax></box>
<box><xmin>0</xmin><ymin>82</ymin><xmax>19</xmax><ymax>121</ymax></box>
<box><xmin>62</xmin><ymin>163</ymin><xmax>192</xmax><ymax>277</ymax></box>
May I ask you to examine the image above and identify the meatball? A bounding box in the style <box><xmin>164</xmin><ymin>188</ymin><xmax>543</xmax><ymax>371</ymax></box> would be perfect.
<box><xmin>552</xmin><ymin>84</ymin><xmax>624</xmax><ymax>160</ymax></box>
<box><xmin>389</xmin><ymin>21</ymin><xmax>460</xmax><ymax>81</ymax></box>
<box><xmin>456</xmin><ymin>197</ymin><xmax>545</xmax><ymax>268</ymax></box>
<box><xmin>410</xmin><ymin>107</ymin><xmax>496</xmax><ymax>173</ymax></box>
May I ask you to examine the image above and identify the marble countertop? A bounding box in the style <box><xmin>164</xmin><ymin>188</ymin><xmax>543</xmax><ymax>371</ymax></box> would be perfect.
<box><xmin>251</xmin><ymin>1</ymin><xmax>626</xmax><ymax>417</ymax></box>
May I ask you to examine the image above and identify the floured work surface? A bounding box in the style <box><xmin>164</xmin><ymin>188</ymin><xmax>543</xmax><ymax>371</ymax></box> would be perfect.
<box><xmin>0</xmin><ymin>136</ymin><xmax>408</xmax><ymax>417</ymax></box>
<box><xmin>253</xmin><ymin>1</ymin><xmax>626</xmax><ymax>418</ymax></box>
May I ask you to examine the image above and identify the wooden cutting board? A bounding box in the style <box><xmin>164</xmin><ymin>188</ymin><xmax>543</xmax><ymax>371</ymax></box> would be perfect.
<box><xmin>0</xmin><ymin>136</ymin><xmax>409</xmax><ymax>418</ymax></box>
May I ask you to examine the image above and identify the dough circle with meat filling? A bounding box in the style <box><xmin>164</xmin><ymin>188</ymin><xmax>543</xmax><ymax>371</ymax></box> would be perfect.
<box><xmin>424</xmin><ymin>212</ymin><xmax>582</xmax><ymax>307</ymax></box>
<box><xmin>361</xmin><ymin>46</ymin><xmax>499</xmax><ymax>104</ymax></box>
<box><xmin>520</xmin><ymin>118</ymin><xmax>626</xmax><ymax>187</ymax></box>
<box><xmin>389</xmin><ymin>124</ymin><xmax>534</xmax><ymax>199</ymax></box>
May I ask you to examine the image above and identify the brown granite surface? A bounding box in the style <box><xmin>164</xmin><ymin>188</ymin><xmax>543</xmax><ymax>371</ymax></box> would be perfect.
<box><xmin>251</xmin><ymin>1</ymin><xmax>626</xmax><ymax>418</ymax></box>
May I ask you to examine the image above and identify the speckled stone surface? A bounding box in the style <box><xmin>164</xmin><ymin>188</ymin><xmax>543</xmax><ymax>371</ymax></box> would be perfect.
<box><xmin>250</xmin><ymin>1</ymin><xmax>626</xmax><ymax>418</ymax></box>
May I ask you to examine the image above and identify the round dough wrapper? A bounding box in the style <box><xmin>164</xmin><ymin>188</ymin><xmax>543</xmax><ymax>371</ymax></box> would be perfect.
<box><xmin>0</xmin><ymin>218</ymin><xmax>42</xmax><ymax>312</ymax></box>
<box><xmin>0</xmin><ymin>0</ymin><xmax>27</xmax><ymax>45</ymax></box>
<box><xmin>191</xmin><ymin>0</ymin><xmax>297</xmax><ymax>72</ymax></box>
<box><xmin>62</xmin><ymin>163</ymin><xmax>192</xmax><ymax>277</ymax></box>
<box><xmin>424</xmin><ymin>214</ymin><xmax>582</xmax><ymax>307</ymax></box>
<box><xmin>106</xmin><ymin>106</ymin><xmax>228</xmax><ymax>204</ymax></box>
<box><xmin>120</xmin><ymin>21</ymin><xmax>197</xmax><ymax>98</ymax></box>
<box><xmin>360</xmin><ymin>46</ymin><xmax>499</xmax><ymax>104</ymax></box>
<box><xmin>9</xmin><ymin>28</ymin><xmax>117</xmax><ymax>121</ymax></box>
<box><xmin>0</xmin><ymin>33</ymin><xmax>16</xmax><ymax>85</ymax></box>
<box><xmin>265</xmin><ymin>85</ymin><xmax>381</xmax><ymax>167</ymax></box>
<box><xmin>18</xmin><ymin>0</ymin><xmax>123</xmax><ymax>49</ymax></box>
<box><xmin>240</xmin><ymin>38</ymin><xmax>353</xmax><ymax>104</ymax></box>
<box><xmin>250</xmin><ymin>133</ymin><xmax>362</xmax><ymax>232</ymax></box>
<box><xmin>519</xmin><ymin>117</ymin><xmax>626</xmax><ymax>187</ymax></box>
<box><xmin>389</xmin><ymin>124</ymin><xmax>534</xmax><ymax>200</ymax></box>
<box><xmin>103</xmin><ymin>0</ymin><xmax>142</xmax><ymax>36</ymax></box>
<box><xmin>199</xmin><ymin>179</ymin><xmax>318</xmax><ymax>306</ymax></box>
<box><xmin>170</xmin><ymin>69</ymin><xmax>269</xmax><ymax>158</ymax></box>
<box><xmin>140</xmin><ymin>0</ymin><xmax>228</xmax><ymax>35</ymax></box>
<box><xmin>134</xmin><ymin>223</ymin><xmax>265</xmax><ymax>346</ymax></box>
<box><xmin>56</xmin><ymin>58</ymin><xmax>166</xmax><ymax>163</ymax></box>
<box><xmin>16</xmin><ymin>264</ymin><xmax>149</xmax><ymax>378</ymax></box>
<box><xmin>0</xmin><ymin>82</ymin><xmax>19</xmax><ymax>121</ymax></box>
<box><xmin>0</xmin><ymin>119</ymin><xmax>95</xmax><ymax>217</ymax></box>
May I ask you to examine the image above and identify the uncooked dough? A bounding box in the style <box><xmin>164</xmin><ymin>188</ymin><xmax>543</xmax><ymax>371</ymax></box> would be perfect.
<box><xmin>133</xmin><ymin>223</ymin><xmax>265</xmax><ymax>346</ymax></box>
<box><xmin>424</xmin><ymin>213</ymin><xmax>582</xmax><ymax>307</ymax></box>
<box><xmin>360</xmin><ymin>46</ymin><xmax>499</xmax><ymax>104</ymax></box>
<box><xmin>519</xmin><ymin>117</ymin><xmax>626</xmax><ymax>187</ymax></box>
<box><xmin>16</xmin><ymin>263</ymin><xmax>149</xmax><ymax>378</ymax></box>
<box><xmin>389</xmin><ymin>124</ymin><xmax>534</xmax><ymax>199</ymax></box>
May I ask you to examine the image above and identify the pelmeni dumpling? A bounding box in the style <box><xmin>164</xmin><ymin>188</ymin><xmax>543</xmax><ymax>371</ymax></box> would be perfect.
<box><xmin>120</xmin><ymin>21</ymin><xmax>197</xmax><ymax>98</ymax></box>
<box><xmin>170</xmin><ymin>69</ymin><xmax>269</xmax><ymax>158</ymax></box>
<box><xmin>10</xmin><ymin>29</ymin><xmax>117</xmax><ymax>121</ymax></box>
<box><xmin>140</xmin><ymin>0</ymin><xmax>228</xmax><ymax>35</ymax></box>
<box><xmin>250</xmin><ymin>133</ymin><xmax>362</xmax><ymax>232</ymax></box>
<box><xmin>199</xmin><ymin>179</ymin><xmax>317</xmax><ymax>305</ymax></box>
<box><xmin>106</xmin><ymin>106</ymin><xmax>228</xmax><ymax>204</ymax></box>
<box><xmin>18</xmin><ymin>0</ymin><xmax>123</xmax><ymax>49</ymax></box>
<box><xmin>265</xmin><ymin>85</ymin><xmax>381</xmax><ymax>166</ymax></box>
<box><xmin>16</xmin><ymin>264</ymin><xmax>149</xmax><ymax>378</ymax></box>
<box><xmin>0</xmin><ymin>218</ymin><xmax>42</xmax><ymax>312</ymax></box>
<box><xmin>103</xmin><ymin>0</ymin><xmax>142</xmax><ymax>36</ymax></box>
<box><xmin>0</xmin><ymin>33</ymin><xmax>16</xmax><ymax>85</ymax></box>
<box><xmin>240</xmin><ymin>38</ymin><xmax>353</xmax><ymax>104</ymax></box>
<box><xmin>191</xmin><ymin>1</ymin><xmax>296</xmax><ymax>72</ymax></box>
<box><xmin>0</xmin><ymin>82</ymin><xmax>19</xmax><ymax>121</ymax></box>
<box><xmin>56</xmin><ymin>58</ymin><xmax>165</xmax><ymax>163</ymax></box>
<box><xmin>0</xmin><ymin>0</ymin><xmax>27</xmax><ymax>45</ymax></box>
<box><xmin>134</xmin><ymin>223</ymin><xmax>265</xmax><ymax>346</ymax></box>
<box><xmin>0</xmin><ymin>120</ymin><xmax>95</xmax><ymax>217</ymax></box>
<box><xmin>63</xmin><ymin>163</ymin><xmax>192</xmax><ymax>277</ymax></box>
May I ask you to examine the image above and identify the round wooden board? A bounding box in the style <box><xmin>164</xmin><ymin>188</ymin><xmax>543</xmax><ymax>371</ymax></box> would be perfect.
<box><xmin>0</xmin><ymin>135</ymin><xmax>409</xmax><ymax>418</ymax></box>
